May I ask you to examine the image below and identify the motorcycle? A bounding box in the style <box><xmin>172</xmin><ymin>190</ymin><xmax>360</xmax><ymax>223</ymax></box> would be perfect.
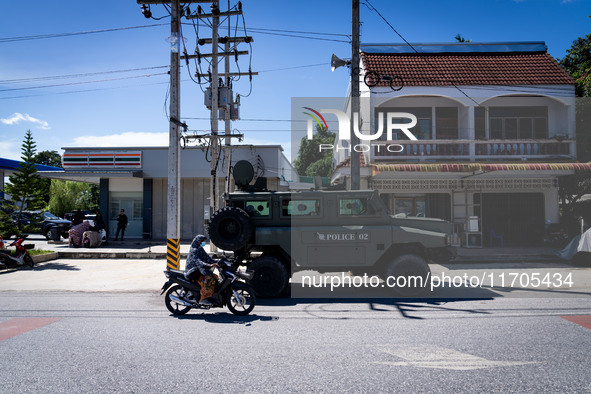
<box><xmin>540</xmin><ymin>222</ymin><xmax>570</xmax><ymax>247</ymax></box>
<box><xmin>0</xmin><ymin>238</ymin><xmax>35</xmax><ymax>269</ymax></box>
<box><xmin>160</xmin><ymin>257</ymin><xmax>256</xmax><ymax>316</ymax></box>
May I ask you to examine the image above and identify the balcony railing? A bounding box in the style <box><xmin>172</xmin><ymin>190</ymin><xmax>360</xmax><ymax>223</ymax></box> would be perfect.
<box><xmin>372</xmin><ymin>139</ymin><xmax>575</xmax><ymax>161</ymax></box>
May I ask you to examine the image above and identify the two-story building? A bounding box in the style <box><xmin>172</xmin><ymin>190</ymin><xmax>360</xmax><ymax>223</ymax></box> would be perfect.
<box><xmin>331</xmin><ymin>42</ymin><xmax>589</xmax><ymax>246</ymax></box>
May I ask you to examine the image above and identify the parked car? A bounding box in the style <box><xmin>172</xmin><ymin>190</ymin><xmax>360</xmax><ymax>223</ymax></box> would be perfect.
<box><xmin>64</xmin><ymin>210</ymin><xmax>96</xmax><ymax>224</ymax></box>
<box><xmin>21</xmin><ymin>211</ymin><xmax>72</xmax><ymax>239</ymax></box>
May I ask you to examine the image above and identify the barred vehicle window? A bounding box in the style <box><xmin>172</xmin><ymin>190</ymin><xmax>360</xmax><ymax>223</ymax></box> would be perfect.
<box><xmin>281</xmin><ymin>199</ymin><xmax>320</xmax><ymax>216</ymax></box>
<box><xmin>245</xmin><ymin>200</ymin><xmax>270</xmax><ymax>217</ymax></box>
<box><xmin>339</xmin><ymin>198</ymin><xmax>373</xmax><ymax>216</ymax></box>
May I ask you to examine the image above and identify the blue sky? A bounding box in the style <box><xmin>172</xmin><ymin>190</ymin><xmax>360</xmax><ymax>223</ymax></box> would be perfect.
<box><xmin>0</xmin><ymin>0</ymin><xmax>588</xmax><ymax>163</ymax></box>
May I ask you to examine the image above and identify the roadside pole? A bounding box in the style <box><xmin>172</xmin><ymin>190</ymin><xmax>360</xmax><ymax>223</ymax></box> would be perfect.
<box><xmin>166</xmin><ymin>0</ymin><xmax>181</xmax><ymax>269</ymax></box>
<box><xmin>350</xmin><ymin>0</ymin><xmax>361</xmax><ymax>190</ymax></box>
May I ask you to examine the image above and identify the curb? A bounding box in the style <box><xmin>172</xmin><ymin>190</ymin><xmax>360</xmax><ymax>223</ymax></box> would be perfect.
<box><xmin>32</xmin><ymin>252</ymin><xmax>58</xmax><ymax>264</ymax></box>
<box><xmin>56</xmin><ymin>251</ymin><xmax>189</xmax><ymax>260</ymax></box>
<box><xmin>450</xmin><ymin>255</ymin><xmax>559</xmax><ymax>264</ymax></box>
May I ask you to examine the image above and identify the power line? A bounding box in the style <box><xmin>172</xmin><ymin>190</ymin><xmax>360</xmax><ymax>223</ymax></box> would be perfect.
<box><xmin>246</xmin><ymin>27</ymin><xmax>350</xmax><ymax>38</ymax></box>
<box><xmin>0</xmin><ymin>23</ymin><xmax>168</xmax><ymax>43</ymax></box>
<box><xmin>246</xmin><ymin>29</ymin><xmax>350</xmax><ymax>43</ymax></box>
<box><xmin>183</xmin><ymin>117</ymin><xmax>338</xmax><ymax>123</ymax></box>
<box><xmin>258</xmin><ymin>63</ymin><xmax>328</xmax><ymax>73</ymax></box>
<box><xmin>0</xmin><ymin>61</ymin><xmax>330</xmax><ymax>99</ymax></box>
<box><xmin>0</xmin><ymin>22</ymin><xmax>349</xmax><ymax>45</ymax></box>
<box><xmin>0</xmin><ymin>72</ymin><xmax>168</xmax><ymax>93</ymax></box>
<box><xmin>0</xmin><ymin>66</ymin><xmax>169</xmax><ymax>84</ymax></box>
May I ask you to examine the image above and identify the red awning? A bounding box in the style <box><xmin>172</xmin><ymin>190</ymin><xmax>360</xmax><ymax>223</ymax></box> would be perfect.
<box><xmin>372</xmin><ymin>162</ymin><xmax>591</xmax><ymax>176</ymax></box>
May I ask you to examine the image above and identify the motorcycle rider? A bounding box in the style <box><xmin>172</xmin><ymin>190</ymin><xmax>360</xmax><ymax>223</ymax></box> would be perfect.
<box><xmin>184</xmin><ymin>234</ymin><xmax>218</xmax><ymax>306</ymax></box>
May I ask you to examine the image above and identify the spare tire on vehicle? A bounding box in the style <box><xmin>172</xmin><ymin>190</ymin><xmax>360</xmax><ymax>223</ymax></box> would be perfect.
<box><xmin>207</xmin><ymin>207</ymin><xmax>253</xmax><ymax>251</ymax></box>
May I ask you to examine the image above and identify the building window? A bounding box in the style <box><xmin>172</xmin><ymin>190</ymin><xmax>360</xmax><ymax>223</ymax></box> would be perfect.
<box><xmin>475</xmin><ymin>107</ymin><xmax>486</xmax><ymax>139</ymax></box>
<box><xmin>436</xmin><ymin>107</ymin><xmax>458</xmax><ymax>139</ymax></box>
<box><xmin>109</xmin><ymin>192</ymin><xmax>143</xmax><ymax>220</ymax></box>
<box><xmin>489</xmin><ymin>106</ymin><xmax>548</xmax><ymax>139</ymax></box>
<box><xmin>376</xmin><ymin>107</ymin><xmax>432</xmax><ymax>140</ymax></box>
<box><xmin>395</xmin><ymin>197</ymin><xmax>426</xmax><ymax>217</ymax></box>
<box><xmin>376</xmin><ymin>107</ymin><xmax>458</xmax><ymax>140</ymax></box>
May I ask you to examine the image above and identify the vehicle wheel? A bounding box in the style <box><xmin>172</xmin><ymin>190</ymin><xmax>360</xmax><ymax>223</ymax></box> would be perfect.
<box><xmin>385</xmin><ymin>254</ymin><xmax>430</xmax><ymax>297</ymax></box>
<box><xmin>44</xmin><ymin>228</ymin><xmax>52</xmax><ymax>240</ymax></box>
<box><xmin>164</xmin><ymin>285</ymin><xmax>192</xmax><ymax>315</ymax></box>
<box><xmin>226</xmin><ymin>285</ymin><xmax>256</xmax><ymax>316</ymax></box>
<box><xmin>24</xmin><ymin>254</ymin><xmax>34</xmax><ymax>268</ymax></box>
<box><xmin>207</xmin><ymin>207</ymin><xmax>253</xmax><ymax>251</ymax></box>
<box><xmin>248</xmin><ymin>255</ymin><xmax>289</xmax><ymax>298</ymax></box>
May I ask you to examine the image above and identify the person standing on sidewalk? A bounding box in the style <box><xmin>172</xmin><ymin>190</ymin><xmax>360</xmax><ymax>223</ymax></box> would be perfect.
<box><xmin>114</xmin><ymin>209</ymin><xmax>128</xmax><ymax>241</ymax></box>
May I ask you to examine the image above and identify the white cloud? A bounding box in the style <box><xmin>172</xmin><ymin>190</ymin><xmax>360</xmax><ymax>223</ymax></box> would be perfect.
<box><xmin>70</xmin><ymin>131</ymin><xmax>169</xmax><ymax>147</ymax></box>
<box><xmin>0</xmin><ymin>141</ymin><xmax>21</xmax><ymax>160</ymax></box>
<box><xmin>0</xmin><ymin>112</ymin><xmax>50</xmax><ymax>130</ymax></box>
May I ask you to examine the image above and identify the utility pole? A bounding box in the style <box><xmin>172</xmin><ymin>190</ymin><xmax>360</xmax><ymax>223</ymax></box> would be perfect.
<box><xmin>138</xmin><ymin>0</ymin><xmax>212</xmax><ymax>269</ymax></box>
<box><xmin>210</xmin><ymin>2</ymin><xmax>220</xmax><ymax>220</ymax></box>
<box><xmin>139</xmin><ymin>0</ymin><xmax>254</xmax><ymax>256</ymax></box>
<box><xmin>223</xmin><ymin>0</ymin><xmax>232</xmax><ymax>195</ymax></box>
<box><xmin>186</xmin><ymin>1</ymin><xmax>257</xmax><ymax>250</ymax></box>
<box><xmin>138</xmin><ymin>0</ymin><xmax>183</xmax><ymax>269</ymax></box>
<box><xmin>350</xmin><ymin>0</ymin><xmax>361</xmax><ymax>190</ymax></box>
<box><xmin>167</xmin><ymin>0</ymin><xmax>181</xmax><ymax>269</ymax></box>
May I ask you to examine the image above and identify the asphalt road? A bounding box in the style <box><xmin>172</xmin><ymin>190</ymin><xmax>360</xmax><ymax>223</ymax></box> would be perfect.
<box><xmin>1</xmin><ymin>288</ymin><xmax>591</xmax><ymax>392</ymax></box>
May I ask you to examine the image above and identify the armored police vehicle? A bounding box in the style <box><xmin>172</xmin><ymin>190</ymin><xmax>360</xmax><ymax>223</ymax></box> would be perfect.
<box><xmin>207</xmin><ymin>161</ymin><xmax>455</xmax><ymax>298</ymax></box>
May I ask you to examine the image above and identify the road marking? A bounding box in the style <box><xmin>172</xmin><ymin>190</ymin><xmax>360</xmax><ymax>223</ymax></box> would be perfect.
<box><xmin>372</xmin><ymin>345</ymin><xmax>538</xmax><ymax>371</ymax></box>
<box><xmin>0</xmin><ymin>318</ymin><xmax>61</xmax><ymax>341</ymax></box>
<box><xmin>561</xmin><ymin>315</ymin><xmax>591</xmax><ymax>330</ymax></box>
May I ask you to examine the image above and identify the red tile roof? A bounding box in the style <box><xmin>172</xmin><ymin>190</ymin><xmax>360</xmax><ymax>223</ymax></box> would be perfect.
<box><xmin>360</xmin><ymin>52</ymin><xmax>575</xmax><ymax>87</ymax></box>
<box><xmin>334</xmin><ymin>153</ymin><xmax>367</xmax><ymax>170</ymax></box>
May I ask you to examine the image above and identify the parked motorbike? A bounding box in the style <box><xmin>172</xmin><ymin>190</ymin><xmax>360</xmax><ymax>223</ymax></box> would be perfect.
<box><xmin>161</xmin><ymin>257</ymin><xmax>256</xmax><ymax>316</ymax></box>
<box><xmin>0</xmin><ymin>238</ymin><xmax>35</xmax><ymax>269</ymax></box>
<box><xmin>540</xmin><ymin>223</ymin><xmax>569</xmax><ymax>247</ymax></box>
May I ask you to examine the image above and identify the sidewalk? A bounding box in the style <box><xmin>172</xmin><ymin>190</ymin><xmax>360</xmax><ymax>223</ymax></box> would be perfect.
<box><xmin>22</xmin><ymin>235</ymin><xmax>564</xmax><ymax>264</ymax></box>
<box><xmin>452</xmin><ymin>246</ymin><xmax>560</xmax><ymax>264</ymax></box>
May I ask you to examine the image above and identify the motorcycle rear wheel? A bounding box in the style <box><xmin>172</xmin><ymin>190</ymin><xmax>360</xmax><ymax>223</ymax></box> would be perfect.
<box><xmin>226</xmin><ymin>286</ymin><xmax>256</xmax><ymax>316</ymax></box>
<box><xmin>24</xmin><ymin>255</ymin><xmax>34</xmax><ymax>268</ymax></box>
<box><xmin>165</xmin><ymin>285</ymin><xmax>192</xmax><ymax>315</ymax></box>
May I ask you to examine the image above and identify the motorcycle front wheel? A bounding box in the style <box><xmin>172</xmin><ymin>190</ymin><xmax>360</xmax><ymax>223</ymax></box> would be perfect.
<box><xmin>165</xmin><ymin>285</ymin><xmax>192</xmax><ymax>315</ymax></box>
<box><xmin>226</xmin><ymin>286</ymin><xmax>256</xmax><ymax>316</ymax></box>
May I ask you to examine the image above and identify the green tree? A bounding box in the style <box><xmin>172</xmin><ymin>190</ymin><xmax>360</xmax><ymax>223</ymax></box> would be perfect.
<box><xmin>558</xmin><ymin>173</ymin><xmax>591</xmax><ymax>234</ymax></box>
<box><xmin>32</xmin><ymin>150</ymin><xmax>62</xmax><ymax>204</ymax></box>
<box><xmin>559</xmin><ymin>34</ymin><xmax>591</xmax><ymax>161</ymax></box>
<box><xmin>33</xmin><ymin>150</ymin><xmax>62</xmax><ymax>167</ymax></box>
<box><xmin>293</xmin><ymin>125</ymin><xmax>336</xmax><ymax>177</ymax></box>
<box><xmin>0</xmin><ymin>130</ymin><xmax>44</xmax><ymax>237</ymax></box>
<box><xmin>47</xmin><ymin>180</ymin><xmax>98</xmax><ymax>218</ymax></box>
<box><xmin>454</xmin><ymin>34</ymin><xmax>471</xmax><ymax>43</ymax></box>
<box><xmin>559</xmin><ymin>33</ymin><xmax>591</xmax><ymax>97</ymax></box>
